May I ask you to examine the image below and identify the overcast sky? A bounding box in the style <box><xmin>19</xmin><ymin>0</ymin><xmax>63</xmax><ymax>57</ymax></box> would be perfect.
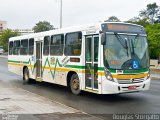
<box><xmin>0</xmin><ymin>0</ymin><xmax>160</xmax><ymax>29</ymax></box>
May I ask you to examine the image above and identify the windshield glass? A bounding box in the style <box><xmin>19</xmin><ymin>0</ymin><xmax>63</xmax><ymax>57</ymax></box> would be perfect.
<box><xmin>104</xmin><ymin>34</ymin><xmax>149</xmax><ymax>70</ymax></box>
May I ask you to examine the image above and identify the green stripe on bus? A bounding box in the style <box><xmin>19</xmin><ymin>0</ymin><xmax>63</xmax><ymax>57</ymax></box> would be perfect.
<box><xmin>66</xmin><ymin>66</ymin><xmax>105</xmax><ymax>71</ymax></box>
<box><xmin>8</xmin><ymin>59</ymin><xmax>148</xmax><ymax>74</ymax></box>
<box><xmin>109</xmin><ymin>68</ymin><xmax>149</xmax><ymax>74</ymax></box>
<box><xmin>65</xmin><ymin>65</ymin><xmax>85</xmax><ymax>69</ymax></box>
<box><xmin>98</xmin><ymin>67</ymin><xmax>104</xmax><ymax>71</ymax></box>
<box><xmin>8</xmin><ymin>60</ymin><xmax>21</xmax><ymax>63</ymax></box>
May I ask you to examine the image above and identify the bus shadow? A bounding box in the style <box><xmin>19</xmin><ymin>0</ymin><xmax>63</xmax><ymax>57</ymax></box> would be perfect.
<box><xmin>82</xmin><ymin>91</ymin><xmax>142</xmax><ymax>102</ymax></box>
<box><xmin>21</xmin><ymin>80</ymin><xmax>145</xmax><ymax>104</ymax></box>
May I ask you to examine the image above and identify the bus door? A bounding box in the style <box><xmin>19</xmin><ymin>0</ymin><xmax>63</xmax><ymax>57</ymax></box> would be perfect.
<box><xmin>85</xmin><ymin>35</ymin><xmax>99</xmax><ymax>90</ymax></box>
<box><xmin>36</xmin><ymin>41</ymin><xmax>42</xmax><ymax>79</ymax></box>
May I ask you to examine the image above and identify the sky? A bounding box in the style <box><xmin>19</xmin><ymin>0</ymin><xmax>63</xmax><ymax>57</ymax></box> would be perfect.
<box><xmin>0</xmin><ymin>0</ymin><xmax>160</xmax><ymax>29</ymax></box>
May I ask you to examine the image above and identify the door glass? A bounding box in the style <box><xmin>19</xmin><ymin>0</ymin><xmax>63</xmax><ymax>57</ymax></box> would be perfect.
<box><xmin>94</xmin><ymin>37</ymin><xmax>99</xmax><ymax>62</ymax></box>
<box><xmin>85</xmin><ymin>37</ymin><xmax>92</xmax><ymax>88</ymax></box>
<box><xmin>85</xmin><ymin>36</ymin><xmax>99</xmax><ymax>89</ymax></box>
<box><xmin>86</xmin><ymin>37</ymin><xmax>92</xmax><ymax>62</ymax></box>
<box><xmin>94</xmin><ymin>64</ymin><xmax>98</xmax><ymax>89</ymax></box>
<box><xmin>36</xmin><ymin>42</ymin><xmax>42</xmax><ymax>78</ymax></box>
<box><xmin>93</xmin><ymin>37</ymin><xmax>99</xmax><ymax>89</ymax></box>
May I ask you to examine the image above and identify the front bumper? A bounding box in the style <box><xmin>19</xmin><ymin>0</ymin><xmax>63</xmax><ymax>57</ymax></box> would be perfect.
<box><xmin>101</xmin><ymin>78</ymin><xmax>151</xmax><ymax>94</ymax></box>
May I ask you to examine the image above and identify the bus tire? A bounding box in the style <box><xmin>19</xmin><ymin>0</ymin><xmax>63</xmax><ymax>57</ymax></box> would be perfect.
<box><xmin>70</xmin><ymin>73</ymin><xmax>81</xmax><ymax>95</ymax></box>
<box><xmin>23</xmin><ymin>67</ymin><xmax>30</xmax><ymax>84</ymax></box>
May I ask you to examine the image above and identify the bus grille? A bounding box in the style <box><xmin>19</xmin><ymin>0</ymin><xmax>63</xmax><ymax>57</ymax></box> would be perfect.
<box><xmin>117</xmin><ymin>78</ymin><xmax>144</xmax><ymax>84</ymax></box>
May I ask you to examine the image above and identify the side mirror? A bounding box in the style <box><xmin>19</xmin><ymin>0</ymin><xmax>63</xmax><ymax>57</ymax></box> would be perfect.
<box><xmin>101</xmin><ymin>33</ymin><xmax>106</xmax><ymax>45</ymax></box>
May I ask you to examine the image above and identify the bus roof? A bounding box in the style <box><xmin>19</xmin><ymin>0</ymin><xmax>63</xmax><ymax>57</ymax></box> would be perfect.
<box><xmin>9</xmin><ymin>22</ymin><xmax>144</xmax><ymax>41</ymax></box>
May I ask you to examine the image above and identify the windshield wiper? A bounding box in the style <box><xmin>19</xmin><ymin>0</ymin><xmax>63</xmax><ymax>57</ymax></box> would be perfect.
<box><xmin>131</xmin><ymin>34</ymin><xmax>139</xmax><ymax>55</ymax></box>
<box><xmin>114</xmin><ymin>33</ymin><xmax>129</xmax><ymax>56</ymax></box>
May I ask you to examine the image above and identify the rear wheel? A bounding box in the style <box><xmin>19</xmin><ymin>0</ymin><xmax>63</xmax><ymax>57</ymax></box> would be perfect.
<box><xmin>70</xmin><ymin>74</ymin><xmax>81</xmax><ymax>95</ymax></box>
<box><xmin>23</xmin><ymin>67</ymin><xmax>30</xmax><ymax>84</ymax></box>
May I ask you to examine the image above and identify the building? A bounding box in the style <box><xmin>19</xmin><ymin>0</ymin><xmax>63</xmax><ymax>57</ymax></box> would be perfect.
<box><xmin>0</xmin><ymin>20</ymin><xmax>33</xmax><ymax>35</ymax></box>
<box><xmin>0</xmin><ymin>20</ymin><xmax>7</xmax><ymax>32</ymax></box>
<box><xmin>12</xmin><ymin>29</ymin><xmax>34</xmax><ymax>35</ymax></box>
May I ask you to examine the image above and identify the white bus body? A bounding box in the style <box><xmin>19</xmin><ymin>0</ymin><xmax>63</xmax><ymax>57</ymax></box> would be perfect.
<box><xmin>8</xmin><ymin>22</ymin><xmax>150</xmax><ymax>95</ymax></box>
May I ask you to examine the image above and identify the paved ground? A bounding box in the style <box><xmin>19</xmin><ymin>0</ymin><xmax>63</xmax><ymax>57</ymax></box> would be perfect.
<box><xmin>0</xmin><ymin>78</ymin><xmax>100</xmax><ymax>120</ymax></box>
<box><xmin>0</xmin><ymin>56</ymin><xmax>160</xmax><ymax>120</ymax></box>
<box><xmin>0</xmin><ymin>57</ymin><xmax>101</xmax><ymax>120</ymax></box>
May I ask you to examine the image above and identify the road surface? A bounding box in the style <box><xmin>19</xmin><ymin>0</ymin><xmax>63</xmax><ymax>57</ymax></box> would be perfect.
<box><xmin>0</xmin><ymin>57</ymin><xmax>160</xmax><ymax>120</ymax></box>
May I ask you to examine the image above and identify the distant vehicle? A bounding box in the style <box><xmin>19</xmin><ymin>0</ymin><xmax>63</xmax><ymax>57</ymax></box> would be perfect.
<box><xmin>8</xmin><ymin>22</ymin><xmax>150</xmax><ymax>95</ymax></box>
<box><xmin>0</xmin><ymin>46</ymin><xmax>4</xmax><ymax>54</ymax></box>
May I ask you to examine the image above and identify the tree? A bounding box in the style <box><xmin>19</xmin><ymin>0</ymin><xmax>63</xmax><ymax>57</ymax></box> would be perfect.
<box><xmin>145</xmin><ymin>24</ymin><xmax>160</xmax><ymax>59</ymax></box>
<box><xmin>126</xmin><ymin>17</ymin><xmax>150</xmax><ymax>27</ymax></box>
<box><xmin>0</xmin><ymin>29</ymin><xmax>20</xmax><ymax>52</ymax></box>
<box><xmin>155</xmin><ymin>10</ymin><xmax>160</xmax><ymax>23</ymax></box>
<box><xmin>139</xmin><ymin>3</ymin><xmax>160</xmax><ymax>24</ymax></box>
<box><xmin>105</xmin><ymin>16</ymin><xmax>121</xmax><ymax>22</ymax></box>
<box><xmin>33</xmin><ymin>21</ymin><xmax>54</xmax><ymax>33</ymax></box>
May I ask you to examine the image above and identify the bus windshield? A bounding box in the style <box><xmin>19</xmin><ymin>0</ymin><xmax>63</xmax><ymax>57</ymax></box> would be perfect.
<box><xmin>104</xmin><ymin>34</ymin><xmax>149</xmax><ymax>70</ymax></box>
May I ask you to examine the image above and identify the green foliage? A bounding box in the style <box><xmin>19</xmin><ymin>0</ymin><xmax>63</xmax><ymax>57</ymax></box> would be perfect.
<box><xmin>155</xmin><ymin>15</ymin><xmax>160</xmax><ymax>23</ymax></box>
<box><xmin>0</xmin><ymin>29</ymin><xmax>20</xmax><ymax>52</ymax></box>
<box><xmin>105</xmin><ymin>16</ymin><xmax>121</xmax><ymax>22</ymax></box>
<box><xmin>145</xmin><ymin>24</ymin><xmax>160</xmax><ymax>59</ymax></box>
<box><xmin>139</xmin><ymin>2</ymin><xmax>159</xmax><ymax>24</ymax></box>
<box><xmin>126</xmin><ymin>3</ymin><xmax>160</xmax><ymax>59</ymax></box>
<box><xmin>33</xmin><ymin>21</ymin><xmax>54</xmax><ymax>33</ymax></box>
<box><xmin>126</xmin><ymin>17</ymin><xmax>150</xmax><ymax>27</ymax></box>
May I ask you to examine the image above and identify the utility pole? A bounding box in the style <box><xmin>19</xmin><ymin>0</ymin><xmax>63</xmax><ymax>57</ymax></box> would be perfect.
<box><xmin>60</xmin><ymin>0</ymin><xmax>62</xmax><ymax>28</ymax></box>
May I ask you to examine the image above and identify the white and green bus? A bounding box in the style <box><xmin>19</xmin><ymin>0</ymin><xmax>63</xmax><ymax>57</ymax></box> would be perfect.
<box><xmin>8</xmin><ymin>22</ymin><xmax>150</xmax><ymax>95</ymax></box>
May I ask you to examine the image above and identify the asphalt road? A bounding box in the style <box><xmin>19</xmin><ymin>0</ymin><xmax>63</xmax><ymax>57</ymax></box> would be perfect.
<box><xmin>0</xmin><ymin>57</ymin><xmax>160</xmax><ymax>119</ymax></box>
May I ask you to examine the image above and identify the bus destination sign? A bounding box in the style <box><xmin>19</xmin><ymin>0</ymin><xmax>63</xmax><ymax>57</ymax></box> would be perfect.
<box><xmin>101</xmin><ymin>23</ymin><xmax>146</xmax><ymax>34</ymax></box>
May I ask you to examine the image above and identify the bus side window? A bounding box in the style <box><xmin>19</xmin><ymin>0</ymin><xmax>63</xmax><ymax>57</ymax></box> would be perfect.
<box><xmin>50</xmin><ymin>34</ymin><xmax>64</xmax><ymax>56</ymax></box>
<box><xmin>64</xmin><ymin>32</ymin><xmax>82</xmax><ymax>56</ymax></box>
<box><xmin>20</xmin><ymin>39</ymin><xmax>28</xmax><ymax>55</ymax></box>
<box><xmin>9</xmin><ymin>41</ymin><xmax>13</xmax><ymax>55</ymax></box>
<box><xmin>29</xmin><ymin>38</ymin><xmax>34</xmax><ymax>55</ymax></box>
<box><xmin>13</xmin><ymin>40</ymin><xmax>20</xmax><ymax>55</ymax></box>
<box><xmin>43</xmin><ymin>36</ymin><xmax>50</xmax><ymax>56</ymax></box>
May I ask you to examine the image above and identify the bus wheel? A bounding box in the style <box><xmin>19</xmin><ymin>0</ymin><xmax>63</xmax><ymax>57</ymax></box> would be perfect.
<box><xmin>23</xmin><ymin>67</ymin><xmax>30</xmax><ymax>84</ymax></box>
<box><xmin>70</xmin><ymin>74</ymin><xmax>81</xmax><ymax>95</ymax></box>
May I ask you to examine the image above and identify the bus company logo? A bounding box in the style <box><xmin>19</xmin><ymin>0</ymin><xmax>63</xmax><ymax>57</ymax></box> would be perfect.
<box><xmin>50</xmin><ymin>57</ymin><xmax>55</xmax><ymax>65</ymax></box>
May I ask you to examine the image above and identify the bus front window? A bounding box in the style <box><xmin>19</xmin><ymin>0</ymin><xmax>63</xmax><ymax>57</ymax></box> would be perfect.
<box><xmin>104</xmin><ymin>34</ymin><xmax>131</xmax><ymax>69</ymax></box>
<box><xmin>104</xmin><ymin>34</ymin><xmax>149</xmax><ymax>70</ymax></box>
<box><xmin>130</xmin><ymin>36</ymin><xmax>149</xmax><ymax>69</ymax></box>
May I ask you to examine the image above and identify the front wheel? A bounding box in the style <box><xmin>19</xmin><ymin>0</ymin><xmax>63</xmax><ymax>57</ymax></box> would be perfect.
<box><xmin>70</xmin><ymin>74</ymin><xmax>81</xmax><ymax>95</ymax></box>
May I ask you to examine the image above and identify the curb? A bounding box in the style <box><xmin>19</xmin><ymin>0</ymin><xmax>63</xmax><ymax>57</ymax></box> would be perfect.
<box><xmin>151</xmin><ymin>68</ymin><xmax>160</xmax><ymax>72</ymax></box>
<box><xmin>150</xmin><ymin>68</ymin><xmax>160</xmax><ymax>79</ymax></box>
<box><xmin>0</xmin><ymin>55</ymin><xmax>8</xmax><ymax>59</ymax></box>
<box><xmin>151</xmin><ymin>77</ymin><xmax>160</xmax><ymax>80</ymax></box>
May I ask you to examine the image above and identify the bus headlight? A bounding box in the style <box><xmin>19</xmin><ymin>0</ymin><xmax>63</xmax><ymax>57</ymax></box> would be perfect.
<box><xmin>147</xmin><ymin>72</ymin><xmax>150</xmax><ymax>79</ymax></box>
<box><xmin>104</xmin><ymin>70</ymin><xmax>114</xmax><ymax>82</ymax></box>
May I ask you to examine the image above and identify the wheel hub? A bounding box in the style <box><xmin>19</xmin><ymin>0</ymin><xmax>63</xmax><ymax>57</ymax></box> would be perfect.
<box><xmin>72</xmin><ymin>78</ymin><xmax>79</xmax><ymax>90</ymax></box>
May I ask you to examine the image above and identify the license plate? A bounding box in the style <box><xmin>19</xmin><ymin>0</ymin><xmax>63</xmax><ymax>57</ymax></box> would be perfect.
<box><xmin>128</xmin><ymin>85</ymin><xmax>137</xmax><ymax>90</ymax></box>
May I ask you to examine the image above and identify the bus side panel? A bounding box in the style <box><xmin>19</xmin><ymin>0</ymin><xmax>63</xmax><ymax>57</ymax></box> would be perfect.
<box><xmin>8</xmin><ymin>55</ymin><xmax>22</xmax><ymax>76</ymax></box>
<box><xmin>41</xmin><ymin>56</ymin><xmax>67</xmax><ymax>86</ymax></box>
<box><xmin>42</xmin><ymin>55</ymin><xmax>55</xmax><ymax>83</ymax></box>
<box><xmin>54</xmin><ymin>57</ymin><xmax>67</xmax><ymax>86</ymax></box>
